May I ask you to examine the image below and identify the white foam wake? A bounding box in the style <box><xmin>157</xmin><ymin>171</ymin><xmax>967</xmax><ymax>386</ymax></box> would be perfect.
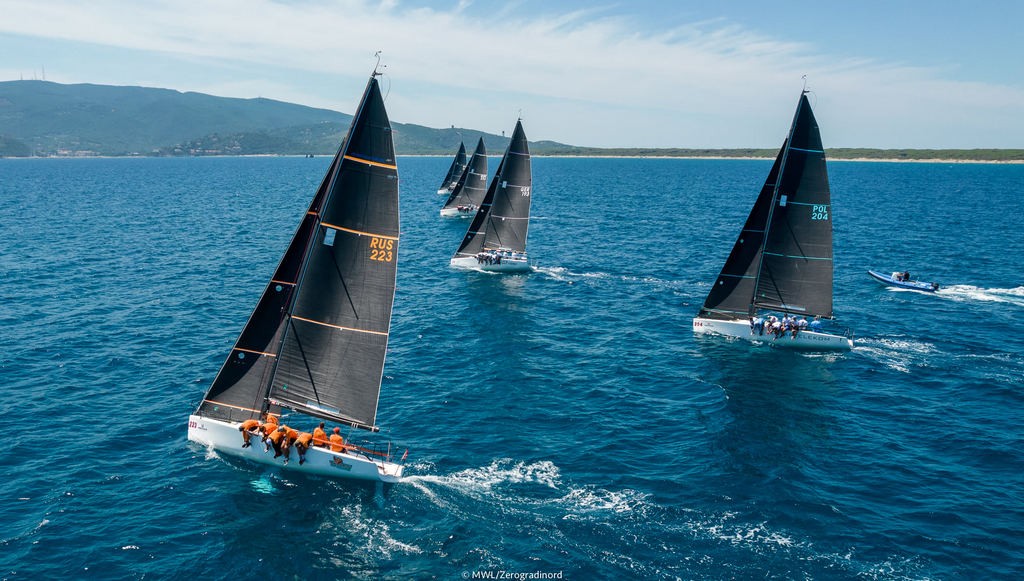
<box><xmin>937</xmin><ymin>285</ymin><xmax>1024</xmax><ymax>307</ymax></box>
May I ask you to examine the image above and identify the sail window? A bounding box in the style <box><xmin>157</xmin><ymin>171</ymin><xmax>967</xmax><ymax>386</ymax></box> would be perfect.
<box><xmin>779</xmin><ymin>195</ymin><xmax>788</xmax><ymax>207</ymax></box>
<box><xmin>323</xmin><ymin>228</ymin><xmax>336</xmax><ymax>246</ymax></box>
<box><xmin>237</xmin><ymin>352</ymin><xmax>245</xmax><ymax>360</ymax></box>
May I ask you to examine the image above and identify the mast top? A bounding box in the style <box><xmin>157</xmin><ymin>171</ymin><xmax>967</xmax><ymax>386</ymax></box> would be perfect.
<box><xmin>373</xmin><ymin>51</ymin><xmax>385</xmax><ymax>77</ymax></box>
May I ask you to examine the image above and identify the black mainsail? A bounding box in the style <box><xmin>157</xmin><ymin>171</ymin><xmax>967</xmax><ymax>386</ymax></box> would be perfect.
<box><xmin>698</xmin><ymin>92</ymin><xmax>834</xmax><ymax>320</ymax></box>
<box><xmin>454</xmin><ymin>120</ymin><xmax>531</xmax><ymax>257</ymax></box>
<box><xmin>437</xmin><ymin>141</ymin><xmax>467</xmax><ymax>193</ymax></box>
<box><xmin>440</xmin><ymin>137</ymin><xmax>488</xmax><ymax>212</ymax></box>
<box><xmin>194</xmin><ymin>73</ymin><xmax>398</xmax><ymax>432</ymax></box>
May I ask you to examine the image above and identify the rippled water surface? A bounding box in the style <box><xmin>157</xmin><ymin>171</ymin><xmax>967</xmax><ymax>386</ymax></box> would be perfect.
<box><xmin>2</xmin><ymin>156</ymin><xmax>1022</xmax><ymax>579</ymax></box>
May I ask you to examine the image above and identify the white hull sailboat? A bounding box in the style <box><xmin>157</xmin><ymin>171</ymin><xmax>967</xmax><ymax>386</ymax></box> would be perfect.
<box><xmin>451</xmin><ymin>119</ymin><xmax>534</xmax><ymax>273</ymax></box>
<box><xmin>439</xmin><ymin>206</ymin><xmax>477</xmax><ymax>218</ymax></box>
<box><xmin>692</xmin><ymin>317</ymin><xmax>853</xmax><ymax>350</ymax></box>
<box><xmin>187</xmin><ymin>63</ymin><xmax>408</xmax><ymax>483</ymax></box>
<box><xmin>436</xmin><ymin>141</ymin><xmax>467</xmax><ymax>195</ymax></box>
<box><xmin>440</xmin><ymin>137</ymin><xmax>488</xmax><ymax>218</ymax></box>
<box><xmin>693</xmin><ymin>88</ymin><xmax>853</xmax><ymax>351</ymax></box>
<box><xmin>187</xmin><ymin>416</ymin><xmax>404</xmax><ymax>482</ymax></box>
<box><xmin>450</xmin><ymin>251</ymin><xmax>531</xmax><ymax>273</ymax></box>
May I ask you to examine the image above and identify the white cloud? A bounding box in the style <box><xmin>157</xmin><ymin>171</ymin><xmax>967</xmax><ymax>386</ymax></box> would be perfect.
<box><xmin>1</xmin><ymin>0</ymin><xmax>1021</xmax><ymax>148</ymax></box>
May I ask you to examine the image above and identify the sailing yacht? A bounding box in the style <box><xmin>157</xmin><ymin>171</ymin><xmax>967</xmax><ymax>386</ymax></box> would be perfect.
<box><xmin>187</xmin><ymin>66</ymin><xmax>407</xmax><ymax>482</ymax></box>
<box><xmin>692</xmin><ymin>90</ymin><xmax>853</xmax><ymax>350</ymax></box>
<box><xmin>440</xmin><ymin>137</ymin><xmax>488</xmax><ymax>217</ymax></box>
<box><xmin>437</xmin><ymin>141</ymin><xmax>467</xmax><ymax>195</ymax></box>
<box><xmin>450</xmin><ymin>119</ymin><xmax>532</xmax><ymax>273</ymax></box>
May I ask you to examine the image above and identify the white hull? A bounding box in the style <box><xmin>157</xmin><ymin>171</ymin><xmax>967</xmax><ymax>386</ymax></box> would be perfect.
<box><xmin>187</xmin><ymin>415</ymin><xmax>404</xmax><ymax>483</ymax></box>
<box><xmin>439</xmin><ymin>207</ymin><xmax>475</xmax><ymax>218</ymax></box>
<box><xmin>692</xmin><ymin>317</ymin><xmax>853</xmax><ymax>351</ymax></box>
<box><xmin>450</xmin><ymin>254</ymin><xmax>532</xmax><ymax>273</ymax></box>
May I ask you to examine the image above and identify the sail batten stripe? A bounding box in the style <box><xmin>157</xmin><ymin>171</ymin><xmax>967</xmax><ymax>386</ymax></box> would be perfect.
<box><xmin>789</xmin><ymin>146</ymin><xmax>824</xmax><ymax>153</ymax></box>
<box><xmin>785</xmin><ymin>201</ymin><xmax>828</xmax><ymax>207</ymax></box>
<box><xmin>269</xmin><ymin>279</ymin><xmax>296</xmax><ymax>286</ymax></box>
<box><xmin>201</xmin><ymin>400</ymin><xmax>263</xmax><ymax>414</ymax></box>
<box><xmin>291</xmin><ymin>315</ymin><xmax>388</xmax><ymax>336</ymax></box>
<box><xmin>233</xmin><ymin>347</ymin><xmax>277</xmax><ymax>357</ymax></box>
<box><xmin>321</xmin><ymin>222</ymin><xmax>399</xmax><ymax>241</ymax></box>
<box><xmin>763</xmin><ymin>252</ymin><xmax>832</xmax><ymax>261</ymax></box>
<box><xmin>343</xmin><ymin>154</ymin><xmax>397</xmax><ymax>170</ymax></box>
<box><xmin>720</xmin><ymin>274</ymin><xmax>755</xmax><ymax>279</ymax></box>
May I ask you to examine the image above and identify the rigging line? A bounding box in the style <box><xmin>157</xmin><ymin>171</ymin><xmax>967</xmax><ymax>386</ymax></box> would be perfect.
<box><xmin>291</xmin><ymin>315</ymin><xmax>388</xmax><ymax>336</ymax></box>
<box><xmin>288</xmin><ymin>317</ymin><xmax>323</xmax><ymax>406</ymax></box>
<box><xmin>320</xmin><ymin>222</ymin><xmax>399</xmax><ymax>241</ymax></box>
<box><xmin>343</xmin><ymin>154</ymin><xmax>397</xmax><ymax>170</ymax></box>
<box><xmin>329</xmin><ymin>243</ymin><xmax>360</xmax><ymax>322</ymax></box>
<box><xmin>754</xmin><ymin>267</ymin><xmax>791</xmax><ymax>314</ymax></box>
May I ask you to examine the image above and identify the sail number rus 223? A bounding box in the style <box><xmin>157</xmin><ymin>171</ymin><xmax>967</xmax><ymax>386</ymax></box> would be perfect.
<box><xmin>370</xmin><ymin>237</ymin><xmax>395</xmax><ymax>262</ymax></box>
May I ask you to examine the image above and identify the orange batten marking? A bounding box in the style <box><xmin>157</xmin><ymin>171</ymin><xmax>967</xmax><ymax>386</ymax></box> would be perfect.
<box><xmin>291</xmin><ymin>315</ymin><xmax>389</xmax><ymax>336</ymax></box>
<box><xmin>233</xmin><ymin>347</ymin><xmax>276</xmax><ymax>357</ymax></box>
<box><xmin>320</xmin><ymin>222</ymin><xmax>399</xmax><ymax>241</ymax></box>
<box><xmin>344</xmin><ymin>154</ymin><xmax>397</xmax><ymax>170</ymax></box>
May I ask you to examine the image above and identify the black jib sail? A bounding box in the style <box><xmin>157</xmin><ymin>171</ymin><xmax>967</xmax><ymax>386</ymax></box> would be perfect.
<box><xmin>195</xmin><ymin>72</ymin><xmax>398</xmax><ymax>432</ymax></box>
<box><xmin>441</xmin><ymin>137</ymin><xmax>488</xmax><ymax>212</ymax></box>
<box><xmin>699</xmin><ymin>92</ymin><xmax>834</xmax><ymax>320</ymax></box>
<box><xmin>437</xmin><ymin>141</ymin><xmax>467</xmax><ymax>193</ymax></box>
<box><xmin>454</xmin><ymin>120</ymin><xmax>531</xmax><ymax>257</ymax></box>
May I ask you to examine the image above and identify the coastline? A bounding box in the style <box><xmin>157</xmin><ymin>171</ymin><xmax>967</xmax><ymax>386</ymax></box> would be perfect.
<box><xmin>4</xmin><ymin>154</ymin><xmax>1022</xmax><ymax>164</ymax></box>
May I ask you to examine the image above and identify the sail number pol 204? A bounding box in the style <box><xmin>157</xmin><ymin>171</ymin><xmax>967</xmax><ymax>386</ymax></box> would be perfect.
<box><xmin>811</xmin><ymin>204</ymin><xmax>829</xmax><ymax>220</ymax></box>
<box><xmin>370</xmin><ymin>237</ymin><xmax>395</xmax><ymax>262</ymax></box>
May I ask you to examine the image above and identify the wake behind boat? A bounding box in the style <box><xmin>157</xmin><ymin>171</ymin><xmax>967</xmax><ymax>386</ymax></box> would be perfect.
<box><xmin>869</xmin><ymin>270</ymin><xmax>940</xmax><ymax>292</ymax></box>
<box><xmin>187</xmin><ymin>64</ymin><xmax>407</xmax><ymax>483</ymax></box>
<box><xmin>451</xmin><ymin>119</ymin><xmax>533</xmax><ymax>273</ymax></box>
<box><xmin>692</xmin><ymin>88</ymin><xmax>853</xmax><ymax>351</ymax></box>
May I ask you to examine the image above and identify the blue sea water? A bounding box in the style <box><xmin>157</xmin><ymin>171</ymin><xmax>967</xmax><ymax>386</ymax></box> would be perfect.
<box><xmin>1</xmin><ymin>155</ymin><xmax>1022</xmax><ymax>580</ymax></box>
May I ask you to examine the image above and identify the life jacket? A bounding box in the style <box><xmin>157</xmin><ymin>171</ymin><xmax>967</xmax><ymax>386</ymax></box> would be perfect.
<box><xmin>329</xmin><ymin>433</ymin><xmax>345</xmax><ymax>452</ymax></box>
<box><xmin>240</xmin><ymin>419</ymin><xmax>261</xmax><ymax>431</ymax></box>
<box><xmin>312</xmin><ymin>428</ymin><xmax>328</xmax><ymax>446</ymax></box>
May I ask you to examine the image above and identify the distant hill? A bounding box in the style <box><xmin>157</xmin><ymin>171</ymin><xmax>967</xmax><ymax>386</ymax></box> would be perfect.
<box><xmin>0</xmin><ymin>80</ymin><xmax>533</xmax><ymax>157</ymax></box>
<box><xmin>1</xmin><ymin>80</ymin><xmax>1021</xmax><ymax>161</ymax></box>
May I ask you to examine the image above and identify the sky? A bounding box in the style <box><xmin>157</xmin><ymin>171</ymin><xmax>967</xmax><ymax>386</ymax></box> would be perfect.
<box><xmin>1</xmin><ymin>0</ymin><xmax>1022</xmax><ymax>149</ymax></box>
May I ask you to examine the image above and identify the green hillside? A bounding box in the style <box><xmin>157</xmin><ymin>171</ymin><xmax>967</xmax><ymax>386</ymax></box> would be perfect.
<box><xmin>0</xmin><ymin>80</ymin><xmax>351</xmax><ymax>155</ymax></box>
<box><xmin>1</xmin><ymin>80</ymin><xmax>1021</xmax><ymax>161</ymax></box>
<box><xmin>0</xmin><ymin>80</ymin><xmax>528</xmax><ymax>157</ymax></box>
